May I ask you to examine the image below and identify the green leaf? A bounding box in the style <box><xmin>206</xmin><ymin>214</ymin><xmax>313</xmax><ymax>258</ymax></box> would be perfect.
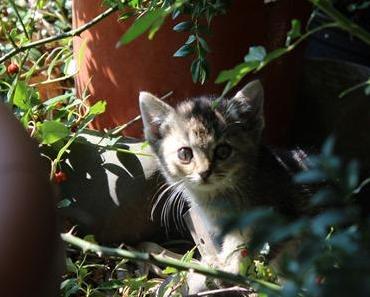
<box><xmin>173</xmin><ymin>21</ymin><xmax>192</xmax><ymax>32</ymax></box>
<box><xmin>89</xmin><ymin>100</ymin><xmax>106</xmax><ymax>116</ymax></box>
<box><xmin>185</xmin><ymin>34</ymin><xmax>196</xmax><ymax>44</ymax></box>
<box><xmin>13</xmin><ymin>81</ymin><xmax>39</xmax><ymax>110</ymax></box>
<box><xmin>43</xmin><ymin>93</ymin><xmax>72</xmax><ymax>110</ymax></box>
<box><xmin>60</xmin><ymin>278</ymin><xmax>80</xmax><ymax>297</ymax></box>
<box><xmin>199</xmin><ymin>59</ymin><xmax>210</xmax><ymax>84</ymax></box>
<box><xmin>191</xmin><ymin>59</ymin><xmax>201</xmax><ymax>83</ymax></box>
<box><xmin>0</xmin><ymin>64</ymin><xmax>6</xmax><ymax>75</ymax></box>
<box><xmin>282</xmin><ymin>281</ymin><xmax>299</xmax><ymax>297</ymax></box>
<box><xmin>57</xmin><ymin>199</ymin><xmax>72</xmax><ymax>208</ymax></box>
<box><xmin>118</xmin><ymin>9</ymin><xmax>167</xmax><ymax>46</ymax></box>
<box><xmin>294</xmin><ymin>169</ymin><xmax>327</xmax><ymax>184</ymax></box>
<box><xmin>181</xmin><ymin>246</ymin><xmax>195</xmax><ymax>263</ymax></box>
<box><xmin>322</xmin><ymin>136</ymin><xmax>336</xmax><ymax>157</ymax></box>
<box><xmin>36</xmin><ymin>0</ymin><xmax>47</xmax><ymax>9</ymax></box>
<box><xmin>311</xmin><ymin>210</ymin><xmax>346</xmax><ymax>236</ymax></box>
<box><xmin>148</xmin><ymin>16</ymin><xmax>166</xmax><ymax>40</ymax></box>
<box><xmin>365</xmin><ymin>84</ymin><xmax>370</xmax><ymax>95</ymax></box>
<box><xmin>198</xmin><ymin>37</ymin><xmax>210</xmax><ymax>52</ymax></box>
<box><xmin>286</xmin><ymin>19</ymin><xmax>302</xmax><ymax>46</ymax></box>
<box><xmin>65</xmin><ymin>258</ymin><xmax>78</xmax><ymax>274</ymax></box>
<box><xmin>39</xmin><ymin>121</ymin><xmax>69</xmax><ymax>144</ymax></box>
<box><xmin>215</xmin><ymin>61</ymin><xmax>259</xmax><ymax>85</ymax></box>
<box><xmin>118</xmin><ymin>11</ymin><xmax>135</xmax><ymax>21</ymax></box>
<box><xmin>163</xmin><ymin>266</ymin><xmax>178</xmax><ymax>275</ymax></box>
<box><xmin>244</xmin><ymin>46</ymin><xmax>266</xmax><ymax>62</ymax></box>
<box><xmin>83</xmin><ymin>234</ymin><xmax>98</xmax><ymax>244</ymax></box>
<box><xmin>99</xmin><ymin>280</ymin><xmax>124</xmax><ymax>290</ymax></box>
<box><xmin>346</xmin><ymin>160</ymin><xmax>359</xmax><ymax>190</ymax></box>
<box><xmin>173</xmin><ymin>44</ymin><xmax>194</xmax><ymax>57</ymax></box>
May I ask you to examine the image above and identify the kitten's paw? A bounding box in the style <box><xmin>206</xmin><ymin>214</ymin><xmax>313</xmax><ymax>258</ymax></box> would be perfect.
<box><xmin>218</xmin><ymin>250</ymin><xmax>243</xmax><ymax>275</ymax></box>
<box><xmin>186</xmin><ymin>272</ymin><xmax>208</xmax><ymax>294</ymax></box>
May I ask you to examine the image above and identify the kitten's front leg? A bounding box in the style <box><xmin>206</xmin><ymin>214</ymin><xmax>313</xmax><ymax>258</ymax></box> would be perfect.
<box><xmin>219</xmin><ymin>230</ymin><xmax>249</xmax><ymax>274</ymax></box>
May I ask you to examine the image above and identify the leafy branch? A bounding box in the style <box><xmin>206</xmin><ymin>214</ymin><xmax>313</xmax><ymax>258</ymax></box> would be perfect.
<box><xmin>307</xmin><ymin>0</ymin><xmax>370</xmax><ymax>46</ymax></box>
<box><xmin>216</xmin><ymin>21</ymin><xmax>339</xmax><ymax>96</ymax></box>
<box><xmin>0</xmin><ymin>5</ymin><xmax>118</xmax><ymax>64</ymax></box>
<box><xmin>61</xmin><ymin>232</ymin><xmax>281</xmax><ymax>292</ymax></box>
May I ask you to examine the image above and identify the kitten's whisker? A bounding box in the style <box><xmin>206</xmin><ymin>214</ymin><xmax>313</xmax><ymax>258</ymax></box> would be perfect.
<box><xmin>151</xmin><ymin>182</ymin><xmax>167</xmax><ymax>202</ymax></box>
<box><xmin>159</xmin><ymin>180</ymin><xmax>186</xmax><ymax>233</ymax></box>
<box><xmin>170</xmin><ymin>182</ymin><xmax>186</xmax><ymax>232</ymax></box>
<box><xmin>151</xmin><ymin>181</ymin><xmax>182</xmax><ymax>221</ymax></box>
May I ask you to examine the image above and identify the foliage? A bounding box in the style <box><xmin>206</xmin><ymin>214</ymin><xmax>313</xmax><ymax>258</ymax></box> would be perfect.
<box><xmin>223</xmin><ymin>137</ymin><xmax>370</xmax><ymax>297</ymax></box>
<box><xmin>1</xmin><ymin>0</ymin><xmax>370</xmax><ymax>297</ymax></box>
<box><xmin>61</xmin><ymin>236</ymin><xmax>159</xmax><ymax>297</ymax></box>
<box><xmin>0</xmin><ymin>1</ymin><xmax>109</xmax><ymax>177</ymax></box>
<box><xmin>111</xmin><ymin>0</ymin><xmax>230</xmax><ymax>84</ymax></box>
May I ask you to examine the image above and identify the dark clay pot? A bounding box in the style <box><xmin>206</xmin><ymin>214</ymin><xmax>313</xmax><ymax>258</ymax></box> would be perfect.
<box><xmin>73</xmin><ymin>0</ymin><xmax>311</xmax><ymax>145</ymax></box>
<box><xmin>0</xmin><ymin>104</ymin><xmax>63</xmax><ymax>296</ymax></box>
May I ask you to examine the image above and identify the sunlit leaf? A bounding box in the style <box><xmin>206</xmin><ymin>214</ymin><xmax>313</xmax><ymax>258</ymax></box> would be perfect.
<box><xmin>286</xmin><ymin>19</ymin><xmax>302</xmax><ymax>46</ymax></box>
<box><xmin>13</xmin><ymin>81</ymin><xmax>39</xmax><ymax>110</ymax></box>
<box><xmin>173</xmin><ymin>44</ymin><xmax>194</xmax><ymax>57</ymax></box>
<box><xmin>118</xmin><ymin>9</ymin><xmax>167</xmax><ymax>46</ymax></box>
<box><xmin>39</xmin><ymin>121</ymin><xmax>69</xmax><ymax>144</ymax></box>
<box><xmin>215</xmin><ymin>61</ymin><xmax>259</xmax><ymax>85</ymax></box>
<box><xmin>173</xmin><ymin>21</ymin><xmax>192</xmax><ymax>32</ymax></box>
<box><xmin>185</xmin><ymin>34</ymin><xmax>196</xmax><ymax>44</ymax></box>
<box><xmin>244</xmin><ymin>46</ymin><xmax>266</xmax><ymax>62</ymax></box>
<box><xmin>89</xmin><ymin>100</ymin><xmax>106</xmax><ymax>115</ymax></box>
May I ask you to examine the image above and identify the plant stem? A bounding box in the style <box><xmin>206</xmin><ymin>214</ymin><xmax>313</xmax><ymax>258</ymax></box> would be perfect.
<box><xmin>61</xmin><ymin>233</ymin><xmax>281</xmax><ymax>292</ymax></box>
<box><xmin>0</xmin><ymin>5</ymin><xmax>118</xmax><ymax>64</ymax></box>
<box><xmin>339</xmin><ymin>78</ymin><xmax>370</xmax><ymax>98</ymax></box>
<box><xmin>307</xmin><ymin>0</ymin><xmax>370</xmax><ymax>46</ymax></box>
<box><xmin>9</xmin><ymin>0</ymin><xmax>30</xmax><ymax>40</ymax></box>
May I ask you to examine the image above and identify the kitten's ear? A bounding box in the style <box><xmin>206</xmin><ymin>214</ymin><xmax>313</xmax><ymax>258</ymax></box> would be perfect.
<box><xmin>233</xmin><ymin>80</ymin><xmax>264</xmax><ymax>118</ymax></box>
<box><xmin>139</xmin><ymin>92</ymin><xmax>174</xmax><ymax>141</ymax></box>
<box><xmin>229</xmin><ymin>80</ymin><xmax>264</xmax><ymax>127</ymax></box>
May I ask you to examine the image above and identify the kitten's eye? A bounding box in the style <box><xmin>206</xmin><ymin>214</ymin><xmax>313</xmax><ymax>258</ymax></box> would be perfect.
<box><xmin>215</xmin><ymin>144</ymin><xmax>232</xmax><ymax>160</ymax></box>
<box><xmin>177</xmin><ymin>147</ymin><xmax>193</xmax><ymax>164</ymax></box>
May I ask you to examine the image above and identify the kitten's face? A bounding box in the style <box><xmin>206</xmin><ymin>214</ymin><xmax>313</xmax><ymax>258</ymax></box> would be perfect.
<box><xmin>140</xmin><ymin>80</ymin><xmax>264</xmax><ymax>196</ymax></box>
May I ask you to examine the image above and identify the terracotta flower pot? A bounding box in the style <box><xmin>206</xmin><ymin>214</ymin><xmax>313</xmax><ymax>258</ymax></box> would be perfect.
<box><xmin>0</xmin><ymin>104</ymin><xmax>63</xmax><ymax>296</ymax></box>
<box><xmin>73</xmin><ymin>0</ymin><xmax>310</xmax><ymax>145</ymax></box>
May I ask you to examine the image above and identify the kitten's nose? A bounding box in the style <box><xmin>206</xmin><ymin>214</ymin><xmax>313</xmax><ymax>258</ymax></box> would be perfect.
<box><xmin>199</xmin><ymin>170</ymin><xmax>211</xmax><ymax>181</ymax></box>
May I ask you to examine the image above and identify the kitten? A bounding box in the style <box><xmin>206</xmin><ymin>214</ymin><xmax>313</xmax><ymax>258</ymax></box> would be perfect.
<box><xmin>139</xmin><ymin>80</ymin><xmax>310</xmax><ymax>285</ymax></box>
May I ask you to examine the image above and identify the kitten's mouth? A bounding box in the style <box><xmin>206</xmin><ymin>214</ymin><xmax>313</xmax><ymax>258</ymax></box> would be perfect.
<box><xmin>187</xmin><ymin>177</ymin><xmax>224</xmax><ymax>192</ymax></box>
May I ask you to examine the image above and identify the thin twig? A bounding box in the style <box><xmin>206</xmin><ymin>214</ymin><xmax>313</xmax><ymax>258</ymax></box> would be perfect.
<box><xmin>187</xmin><ymin>286</ymin><xmax>253</xmax><ymax>296</ymax></box>
<box><xmin>61</xmin><ymin>232</ymin><xmax>281</xmax><ymax>292</ymax></box>
<box><xmin>0</xmin><ymin>19</ymin><xmax>19</xmax><ymax>49</ymax></box>
<box><xmin>0</xmin><ymin>5</ymin><xmax>119</xmax><ymax>64</ymax></box>
<box><xmin>109</xmin><ymin>91</ymin><xmax>174</xmax><ymax>135</ymax></box>
<box><xmin>7</xmin><ymin>50</ymin><xmax>30</xmax><ymax>107</ymax></box>
<box><xmin>9</xmin><ymin>0</ymin><xmax>30</xmax><ymax>40</ymax></box>
<box><xmin>339</xmin><ymin>79</ymin><xmax>370</xmax><ymax>98</ymax></box>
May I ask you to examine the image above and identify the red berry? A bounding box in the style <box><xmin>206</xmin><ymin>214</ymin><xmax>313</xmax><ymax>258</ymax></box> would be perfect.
<box><xmin>70</xmin><ymin>125</ymin><xmax>78</xmax><ymax>133</ymax></box>
<box><xmin>241</xmin><ymin>248</ymin><xmax>249</xmax><ymax>258</ymax></box>
<box><xmin>55</xmin><ymin>102</ymin><xmax>64</xmax><ymax>109</ymax></box>
<box><xmin>54</xmin><ymin>171</ymin><xmax>67</xmax><ymax>184</ymax></box>
<box><xmin>7</xmin><ymin>63</ymin><xmax>19</xmax><ymax>75</ymax></box>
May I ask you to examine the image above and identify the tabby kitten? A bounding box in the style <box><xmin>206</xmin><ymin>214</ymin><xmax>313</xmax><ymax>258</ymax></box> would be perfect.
<box><xmin>139</xmin><ymin>80</ymin><xmax>309</xmax><ymax>278</ymax></box>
